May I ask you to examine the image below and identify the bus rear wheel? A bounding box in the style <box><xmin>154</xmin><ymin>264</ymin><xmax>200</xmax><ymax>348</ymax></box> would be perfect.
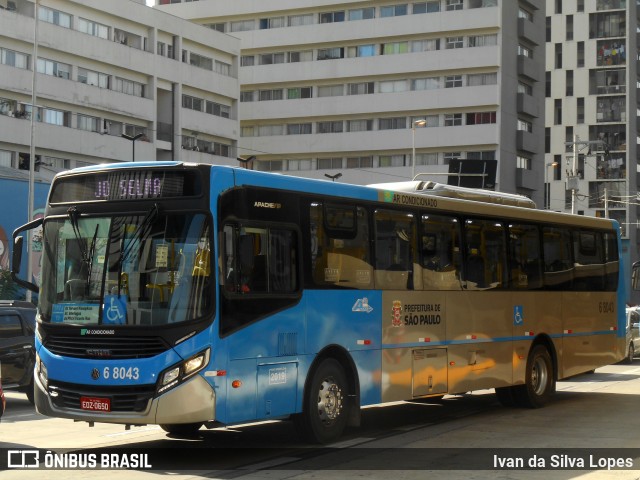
<box><xmin>160</xmin><ymin>423</ymin><xmax>203</xmax><ymax>436</ymax></box>
<box><xmin>515</xmin><ymin>344</ymin><xmax>554</xmax><ymax>408</ymax></box>
<box><xmin>295</xmin><ymin>358</ymin><xmax>349</xmax><ymax>444</ymax></box>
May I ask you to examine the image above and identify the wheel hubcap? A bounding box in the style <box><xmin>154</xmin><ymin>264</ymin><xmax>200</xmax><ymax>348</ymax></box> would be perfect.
<box><xmin>532</xmin><ymin>357</ymin><xmax>548</xmax><ymax>395</ymax></box>
<box><xmin>317</xmin><ymin>378</ymin><xmax>343</xmax><ymax>425</ymax></box>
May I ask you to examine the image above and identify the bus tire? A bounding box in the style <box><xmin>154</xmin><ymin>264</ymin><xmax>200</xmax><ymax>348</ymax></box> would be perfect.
<box><xmin>627</xmin><ymin>343</ymin><xmax>635</xmax><ymax>364</ymax></box>
<box><xmin>160</xmin><ymin>423</ymin><xmax>203</xmax><ymax>435</ymax></box>
<box><xmin>296</xmin><ymin>358</ymin><xmax>348</xmax><ymax>444</ymax></box>
<box><xmin>515</xmin><ymin>344</ymin><xmax>554</xmax><ymax>408</ymax></box>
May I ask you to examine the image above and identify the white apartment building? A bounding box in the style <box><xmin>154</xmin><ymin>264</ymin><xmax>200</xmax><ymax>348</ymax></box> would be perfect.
<box><xmin>156</xmin><ymin>0</ymin><xmax>546</xmax><ymax>205</ymax></box>
<box><xmin>545</xmin><ymin>0</ymin><xmax>638</xmax><ymax>298</ymax></box>
<box><xmin>0</xmin><ymin>0</ymin><xmax>240</xmax><ymax>184</ymax></box>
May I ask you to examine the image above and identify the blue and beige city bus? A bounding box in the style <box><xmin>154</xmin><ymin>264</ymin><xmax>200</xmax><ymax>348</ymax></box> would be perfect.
<box><xmin>12</xmin><ymin>162</ymin><xmax>627</xmax><ymax>443</ymax></box>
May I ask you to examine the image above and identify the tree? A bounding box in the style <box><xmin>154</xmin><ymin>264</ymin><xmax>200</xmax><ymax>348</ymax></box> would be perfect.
<box><xmin>0</xmin><ymin>269</ymin><xmax>22</xmax><ymax>300</ymax></box>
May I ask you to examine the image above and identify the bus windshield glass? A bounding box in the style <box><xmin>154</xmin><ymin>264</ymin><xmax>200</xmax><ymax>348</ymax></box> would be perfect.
<box><xmin>39</xmin><ymin>210</ymin><xmax>213</xmax><ymax>326</ymax></box>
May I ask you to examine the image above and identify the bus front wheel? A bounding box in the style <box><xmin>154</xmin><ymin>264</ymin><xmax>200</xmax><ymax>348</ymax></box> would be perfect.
<box><xmin>515</xmin><ymin>344</ymin><xmax>554</xmax><ymax>408</ymax></box>
<box><xmin>295</xmin><ymin>358</ymin><xmax>349</xmax><ymax>444</ymax></box>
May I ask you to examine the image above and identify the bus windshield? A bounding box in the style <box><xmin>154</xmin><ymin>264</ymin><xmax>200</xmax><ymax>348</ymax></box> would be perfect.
<box><xmin>39</xmin><ymin>209</ymin><xmax>213</xmax><ymax>326</ymax></box>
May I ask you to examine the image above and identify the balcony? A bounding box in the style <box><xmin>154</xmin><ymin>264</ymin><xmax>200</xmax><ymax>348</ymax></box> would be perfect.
<box><xmin>517</xmin><ymin>93</ymin><xmax>540</xmax><ymax>118</ymax></box>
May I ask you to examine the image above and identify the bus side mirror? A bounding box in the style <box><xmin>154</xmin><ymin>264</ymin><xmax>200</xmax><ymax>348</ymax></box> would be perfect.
<box><xmin>12</xmin><ymin>236</ymin><xmax>23</xmax><ymax>275</ymax></box>
<box><xmin>11</xmin><ymin>218</ymin><xmax>43</xmax><ymax>294</ymax></box>
<box><xmin>633</xmin><ymin>262</ymin><xmax>640</xmax><ymax>291</ymax></box>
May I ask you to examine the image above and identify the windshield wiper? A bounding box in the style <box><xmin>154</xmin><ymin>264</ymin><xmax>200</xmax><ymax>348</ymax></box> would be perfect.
<box><xmin>116</xmin><ymin>203</ymin><xmax>159</xmax><ymax>295</ymax></box>
<box><xmin>67</xmin><ymin>207</ymin><xmax>99</xmax><ymax>294</ymax></box>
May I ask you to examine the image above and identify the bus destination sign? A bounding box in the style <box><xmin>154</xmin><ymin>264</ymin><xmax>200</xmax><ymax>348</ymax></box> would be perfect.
<box><xmin>50</xmin><ymin>170</ymin><xmax>200</xmax><ymax>203</ymax></box>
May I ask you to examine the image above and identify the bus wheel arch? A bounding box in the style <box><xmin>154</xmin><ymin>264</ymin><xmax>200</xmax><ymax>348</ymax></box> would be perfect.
<box><xmin>295</xmin><ymin>346</ymin><xmax>360</xmax><ymax>443</ymax></box>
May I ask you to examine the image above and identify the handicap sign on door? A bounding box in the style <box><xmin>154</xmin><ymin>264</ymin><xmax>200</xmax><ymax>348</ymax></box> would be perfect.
<box><xmin>513</xmin><ymin>305</ymin><xmax>524</xmax><ymax>326</ymax></box>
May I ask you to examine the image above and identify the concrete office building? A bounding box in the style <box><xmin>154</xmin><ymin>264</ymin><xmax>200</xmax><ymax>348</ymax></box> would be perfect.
<box><xmin>157</xmin><ymin>0</ymin><xmax>546</xmax><ymax>204</ymax></box>
<box><xmin>0</xmin><ymin>0</ymin><xmax>240</xmax><ymax>185</ymax></box>
<box><xmin>545</xmin><ymin>0</ymin><xmax>638</xmax><ymax>297</ymax></box>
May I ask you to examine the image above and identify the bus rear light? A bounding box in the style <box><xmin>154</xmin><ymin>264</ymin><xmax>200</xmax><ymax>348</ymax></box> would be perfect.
<box><xmin>525</xmin><ymin>331</ymin><xmax>534</xmax><ymax>336</ymax></box>
<box><xmin>419</xmin><ymin>337</ymin><xmax>431</xmax><ymax>342</ymax></box>
<box><xmin>564</xmin><ymin>329</ymin><xmax>572</xmax><ymax>334</ymax></box>
<box><xmin>156</xmin><ymin>348</ymin><xmax>211</xmax><ymax>396</ymax></box>
<box><xmin>357</xmin><ymin>339</ymin><xmax>371</xmax><ymax>345</ymax></box>
<box><xmin>232</xmin><ymin>380</ymin><xmax>242</xmax><ymax>388</ymax></box>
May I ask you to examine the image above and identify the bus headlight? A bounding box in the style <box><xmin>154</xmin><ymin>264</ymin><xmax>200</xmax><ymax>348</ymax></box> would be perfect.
<box><xmin>156</xmin><ymin>348</ymin><xmax>210</xmax><ymax>396</ymax></box>
<box><xmin>36</xmin><ymin>354</ymin><xmax>48</xmax><ymax>389</ymax></box>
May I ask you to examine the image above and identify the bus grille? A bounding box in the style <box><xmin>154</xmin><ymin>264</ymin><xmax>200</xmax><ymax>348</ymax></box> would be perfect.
<box><xmin>48</xmin><ymin>381</ymin><xmax>156</xmax><ymax>412</ymax></box>
<box><xmin>44</xmin><ymin>335</ymin><xmax>169</xmax><ymax>359</ymax></box>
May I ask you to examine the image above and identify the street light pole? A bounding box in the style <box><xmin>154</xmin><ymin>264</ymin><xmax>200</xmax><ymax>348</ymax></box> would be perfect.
<box><xmin>26</xmin><ymin>0</ymin><xmax>40</xmax><ymax>303</ymax></box>
<box><xmin>121</xmin><ymin>132</ymin><xmax>144</xmax><ymax>162</ymax></box>
<box><xmin>411</xmin><ymin>119</ymin><xmax>426</xmax><ymax>180</ymax></box>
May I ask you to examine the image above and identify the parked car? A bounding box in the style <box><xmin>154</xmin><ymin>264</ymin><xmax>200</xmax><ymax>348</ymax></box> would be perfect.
<box><xmin>0</xmin><ymin>300</ymin><xmax>36</xmax><ymax>403</ymax></box>
<box><xmin>625</xmin><ymin>307</ymin><xmax>640</xmax><ymax>363</ymax></box>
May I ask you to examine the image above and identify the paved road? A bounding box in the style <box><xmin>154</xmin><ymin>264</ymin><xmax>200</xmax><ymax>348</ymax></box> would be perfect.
<box><xmin>1</xmin><ymin>361</ymin><xmax>640</xmax><ymax>479</ymax></box>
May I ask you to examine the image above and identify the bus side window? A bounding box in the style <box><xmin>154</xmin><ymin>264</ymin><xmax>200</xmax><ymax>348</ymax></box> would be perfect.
<box><xmin>374</xmin><ymin>209</ymin><xmax>416</xmax><ymax>290</ymax></box>
<box><xmin>508</xmin><ymin>224</ymin><xmax>542</xmax><ymax>290</ymax></box>
<box><xmin>420</xmin><ymin>214</ymin><xmax>462</xmax><ymax>290</ymax></box>
<box><xmin>572</xmin><ymin>230</ymin><xmax>605</xmax><ymax>291</ymax></box>
<box><xmin>463</xmin><ymin>219</ymin><xmax>507</xmax><ymax>290</ymax></box>
<box><xmin>542</xmin><ymin>226</ymin><xmax>573</xmax><ymax>290</ymax></box>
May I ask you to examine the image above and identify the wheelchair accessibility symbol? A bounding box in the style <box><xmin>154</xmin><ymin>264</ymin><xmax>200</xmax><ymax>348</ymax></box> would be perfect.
<box><xmin>103</xmin><ymin>295</ymin><xmax>126</xmax><ymax>325</ymax></box>
<box><xmin>513</xmin><ymin>305</ymin><xmax>524</xmax><ymax>326</ymax></box>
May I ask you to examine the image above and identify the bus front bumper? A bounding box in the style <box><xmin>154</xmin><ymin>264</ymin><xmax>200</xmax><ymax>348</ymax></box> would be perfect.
<box><xmin>34</xmin><ymin>374</ymin><xmax>216</xmax><ymax>426</ymax></box>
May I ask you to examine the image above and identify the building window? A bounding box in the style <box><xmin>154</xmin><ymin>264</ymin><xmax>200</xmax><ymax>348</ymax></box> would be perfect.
<box><xmin>37</xmin><ymin>58</ymin><xmax>71</xmax><ymax>79</ymax></box>
<box><xmin>39</xmin><ymin>6</ymin><xmax>71</xmax><ymax>28</ymax></box>
<box><xmin>318</xmin><ymin>85</ymin><xmax>344</xmax><ymax>97</ymax></box>
<box><xmin>446</xmin><ymin>37</ymin><xmax>464</xmax><ymax>49</ymax></box>
<box><xmin>288</xmin><ymin>51</ymin><xmax>313</xmax><ymax>63</ymax></box>
<box><xmin>445</xmin><ymin>75</ymin><xmax>463</xmax><ymax>88</ymax></box>
<box><xmin>287</xmin><ymin>123</ymin><xmax>312</xmax><ymax>135</ymax></box>
<box><xmin>379</xmin><ymin>155</ymin><xmax>406</xmax><ymax>167</ymax></box>
<box><xmin>1</xmin><ymin>48</ymin><xmax>29</xmax><ymax>69</ymax></box>
<box><xmin>411</xmin><ymin>39</ymin><xmax>440</xmax><ymax>52</ymax></box>
<box><xmin>317</xmin><ymin>121</ymin><xmax>343</xmax><ymax>133</ymax></box>
<box><xmin>466</xmin><ymin>112</ymin><xmax>496</xmax><ymax>125</ymax></box>
<box><xmin>317</xmin><ymin>157</ymin><xmax>343</xmax><ymax>169</ymax></box>
<box><xmin>517</xmin><ymin>81</ymin><xmax>533</xmax><ymax>95</ymax></box>
<box><xmin>347</xmin><ymin>44</ymin><xmax>376</xmax><ymax>57</ymax></box>
<box><xmin>382</xmin><ymin>42</ymin><xmax>409</xmax><ymax>55</ymax></box>
<box><xmin>416</xmin><ymin>153</ymin><xmax>438</xmax><ymax>166</ymax></box>
<box><xmin>259</xmin><ymin>89</ymin><xmax>284</xmax><ymax>101</ymax></box>
<box><xmin>596</xmin><ymin>40</ymin><xmax>625</xmax><ymax>66</ymax></box>
<box><xmin>467</xmin><ymin>73</ymin><xmax>498</xmax><ymax>87</ymax></box>
<box><xmin>468</xmin><ymin>34</ymin><xmax>497</xmax><ymax>47</ymax></box>
<box><xmin>444</xmin><ymin>114</ymin><xmax>462</xmax><ymax>126</ymax></box>
<box><xmin>577</xmin><ymin>41</ymin><xmax>585</xmax><ymax>67</ymax></box>
<box><xmin>445</xmin><ymin>0</ymin><xmax>463</xmax><ymax>11</ymax></box>
<box><xmin>189</xmin><ymin>52</ymin><xmax>213</xmax><ymax>70</ymax></box>
<box><xmin>413</xmin><ymin>2</ymin><xmax>441</xmax><ymax>14</ymax></box>
<box><xmin>516</xmin><ymin>156</ymin><xmax>531</xmax><ymax>170</ymax></box>
<box><xmin>566</xmin><ymin>70</ymin><xmax>573</xmax><ymax>96</ymax></box>
<box><xmin>554</xmin><ymin>99</ymin><xmax>562</xmax><ymax>125</ymax></box>
<box><xmin>346</xmin><ymin>119</ymin><xmax>374</xmax><ymax>132</ymax></box>
<box><xmin>240</xmin><ymin>91</ymin><xmax>255</xmax><ymax>102</ymax></box>
<box><xmin>412</xmin><ymin>77</ymin><xmax>440</xmax><ymax>90</ymax></box>
<box><xmin>317</xmin><ymin>48</ymin><xmax>344</xmax><ymax>60</ymax></box>
<box><xmin>518</xmin><ymin>44</ymin><xmax>533</xmax><ymax>58</ymax></box>
<box><xmin>319</xmin><ymin>11</ymin><xmax>345</xmax><ymax>23</ymax></box>
<box><xmin>348</xmin><ymin>82</ymin><xmax>374</xmax><ymax>95</ymax></box>
<box><xmin>241</xmin><ymin>56</ymin><xmax>255</xmax><ymax>67</ymax></box>
<box><xmin>77</xmin><ymin>114</ymin><xmax>100</xmax><ymax>133</ymax></box>
<box><xmin>379</xmin><ymin>117</ymin><xmax>407</xmax><ymax>130</ymax></box>
<box><xmin>206</xmin><ymin>101</ymin><xmax>231</xmax><ymax>118</ymax></box>
<box><xmin>287</xmin><ymin>87</ymin><xmax>313</xmax><ymax>99</ymax></box>
<box><xmin>259</xmin><ymin>53</ymin><xmax>286</xmax><ymax>65</ymax></box>
<box><xmin>518</xmin><ymin>119</ymin><xmax>532</xmax><ymax>132</ymax></box>
<box><xmin>577</xmin><ymin>97</ymin><xmax>585</xmax><ymax>124</ymax></box>
<box><xmin>566</xmin><ymin>15</ymin><xmax>573</xmax><ymax>41</ymax></box>
<box><xmin>288</xmin><ymin>14</ymin><xmax>313</xmax><ymax>26</ymax></box>
<box><xmin>555</xmin><ymin>43</ymin><xmax>562</xmax><ymax>68</ymax></box>
<box><xmin>215</xmin><ymin>61</ymin><xmax>231</xmax><ymax>77</ymax></box>
<box><xmin>346</xmin><ymin>156</ymin><xmax>373</xmax><ymax>168</ymax></box>
<box><xmin>348</xmin><ymin>8</ymin><xmax>375</xmax><ymax>20</ymax></box>
<box><xmin>77</xmin><ymin>18</ymin><xmax>109</xmax><ymax>39</ymax></box>
<box><xmin>182</xmin><ymin>94</ymin><xmax>203</xmax><ymax>111</ymax></box>
<box><xmin>113</xmin><ymin>77</ymin><xmax>144</xmax><ymax>97</ymax></box>
<box><xmin>546</xmin><ymin>16</ymin><xmax>551</xmax><ymax>42</ymax></box>
<box><xmin>259</xmin><ymin>17</ymin><xmax>285</xmax><ymax>29</ymax></box>
<box><xmin>379</xmin><ymin>80</ymin><xmax>408</xmax><ymax>93</ymax></box>
<box><xmin>230</xmin><ymin>20</ymin><xmax>254</xmax><ymax>32</ymax></box>
<box><xmin>380</xmin><ymin>4</ymin><xmax>408</xmax><ymax>17</ymax></box>
<box><xmin>589</xmin><ymin>12</ymin><xmax>626</xmax><ymax>39</ymax></box>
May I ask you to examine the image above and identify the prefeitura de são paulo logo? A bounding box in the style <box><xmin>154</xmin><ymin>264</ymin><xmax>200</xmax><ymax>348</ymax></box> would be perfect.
<box><xmin>392</xmin><ymin>300</ymin><xmax>402</xmax><ymax>327</ymax></box>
